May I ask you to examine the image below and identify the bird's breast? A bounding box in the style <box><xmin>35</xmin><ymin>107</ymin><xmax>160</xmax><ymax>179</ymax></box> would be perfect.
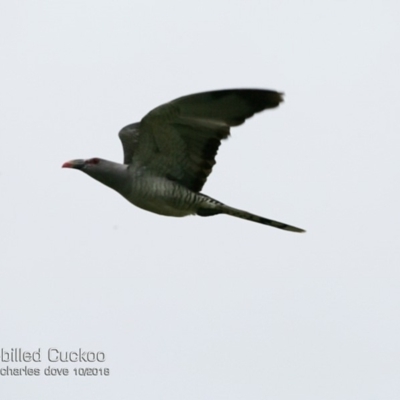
<box><xmin>123</xmin><ymin>175</ymin><xmax>199</xmax><ymax>217</ymax></box>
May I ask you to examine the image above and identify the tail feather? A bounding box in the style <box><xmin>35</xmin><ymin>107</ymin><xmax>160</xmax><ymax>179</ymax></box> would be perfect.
<box><xmin>217</xmin><ymin>204</ymin><xmax>305</xmax><ymax>233</ymax></box>
<box><xmin>196</xmin><ymin>195</ymin><xmax>305</xmax><ymax>233</ymax></box>
<box><xmin>197</xmin><ymin>202</ymin><xmax>305</xmax><ymax>233</ymax></box>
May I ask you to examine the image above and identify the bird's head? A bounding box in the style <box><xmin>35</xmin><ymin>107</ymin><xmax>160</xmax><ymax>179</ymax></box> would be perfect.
<box><xmin>62</xmin><ymin>157</ymin><xmax>103</xmax><ymax>171</ymax></box>
<box><xmin>62</xmin><ymin>157</ymin><xmax>130</xmax><ymax>195</ymax></box>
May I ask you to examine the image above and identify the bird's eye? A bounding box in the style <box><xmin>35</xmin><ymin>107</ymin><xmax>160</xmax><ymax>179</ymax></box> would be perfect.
<box><xmin>87</xmin><ymin>158</ymin><xmax>100</xmax><ymax>165</ymax></box>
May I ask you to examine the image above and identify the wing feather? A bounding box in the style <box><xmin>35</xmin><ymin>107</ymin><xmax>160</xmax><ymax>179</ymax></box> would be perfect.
<box><xmin>118</xmin><ymin>122</ymin><xmax>140</xmax><ymax>164</ymax></box>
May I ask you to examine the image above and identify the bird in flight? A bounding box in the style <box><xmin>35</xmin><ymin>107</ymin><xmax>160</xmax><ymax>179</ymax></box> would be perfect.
<box><xmin>63</xmin><ymin>89</ymin><xmax>305</xmax><ymax>232</ymax></box>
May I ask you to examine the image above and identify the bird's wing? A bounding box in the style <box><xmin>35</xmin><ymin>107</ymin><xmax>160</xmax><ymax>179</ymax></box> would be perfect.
<box><xmin>118</xmin><ymin>122</ymin><xmax>141</xmax><ymax>164</ymax></box>
<box><xmin>124</xmin><ymin>89</ymin><xmax>283</xmax><ymax>192</ymax></box>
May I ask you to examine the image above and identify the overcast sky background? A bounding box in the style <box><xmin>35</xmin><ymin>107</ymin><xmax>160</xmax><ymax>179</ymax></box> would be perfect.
<box><xmin>1</xmin><ymin>1</ymin><xmax>400</xmax><ymax>399</ymax></box>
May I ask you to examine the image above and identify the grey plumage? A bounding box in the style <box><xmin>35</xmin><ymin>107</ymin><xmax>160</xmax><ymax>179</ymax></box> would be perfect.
<box><xmin>63</xmin><ymin>89</ymin><xmax>305</xmax><ymax>233</ymax></box>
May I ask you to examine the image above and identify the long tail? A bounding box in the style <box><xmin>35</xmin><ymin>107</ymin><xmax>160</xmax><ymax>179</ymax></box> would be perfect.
<box><xmin>197</xmin><ymin>202</ymin><xmax>305</xmax><ymax>233</ymax></box>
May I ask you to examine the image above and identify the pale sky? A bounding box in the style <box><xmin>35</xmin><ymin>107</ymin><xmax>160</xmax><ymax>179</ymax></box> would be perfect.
<box><xmin>1</xmin><ymin>1</ymin><xmax>400</xmax><ymax>399</ymax></box>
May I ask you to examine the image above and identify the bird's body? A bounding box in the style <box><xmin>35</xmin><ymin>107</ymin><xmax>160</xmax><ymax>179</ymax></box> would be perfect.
<box><xmin>125</xmin><ymin>172</ymin><xmax>203</xmax><ymax>217</ymax></box>
<box><xmin>63</xmin><ymin>89</ymin><xmax>305</xmax><ymax>233</ymax></box>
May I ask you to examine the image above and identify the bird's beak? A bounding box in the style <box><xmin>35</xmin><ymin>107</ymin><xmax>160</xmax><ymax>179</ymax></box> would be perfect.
<box><xmin>62</xmin><ymin>159</ymin><xmax>86</xmax><ymax>169</ymax></box>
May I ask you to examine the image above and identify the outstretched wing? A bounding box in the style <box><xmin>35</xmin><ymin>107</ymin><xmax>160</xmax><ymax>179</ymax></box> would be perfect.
<box><xmin>120</xmin><ymin>89</ymin><xmax>283</xmax><ymax>192</ymax></box>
